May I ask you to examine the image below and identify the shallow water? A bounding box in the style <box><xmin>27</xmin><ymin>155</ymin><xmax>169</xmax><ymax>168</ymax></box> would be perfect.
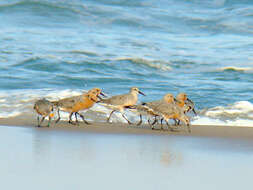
<box><xmin>1</xmin><ymin>126</ymin><xmax>253</xmax><ymax>189</ymax></box>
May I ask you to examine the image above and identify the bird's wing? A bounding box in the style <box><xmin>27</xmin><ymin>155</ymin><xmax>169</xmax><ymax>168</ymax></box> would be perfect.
<box><xmin>57</xmin><ymin>95</ymin><xmax>82</xmax><ymax>109</ymax></box>
<box><xmin>145</xmin><ymin>100</ymin><xmax>163</xmax><ymax>110</ymax></box>
<box><xmin>100</xmin><ymin>94</ymin><xmax>129</xmax><ymax>105</ymax></box>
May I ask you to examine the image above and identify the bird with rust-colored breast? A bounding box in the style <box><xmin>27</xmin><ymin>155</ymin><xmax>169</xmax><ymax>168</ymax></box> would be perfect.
<box><xmin>52</xmin><ymin>88</ymin><xmax>105</xmax><ymax>125</ymax></box>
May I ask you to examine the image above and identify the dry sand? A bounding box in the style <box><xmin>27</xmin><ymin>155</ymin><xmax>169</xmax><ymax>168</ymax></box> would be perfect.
<box><xmin>0</xmin><ymin>114</ymin><xmax>253</xmax><ymax>140</ymax></box>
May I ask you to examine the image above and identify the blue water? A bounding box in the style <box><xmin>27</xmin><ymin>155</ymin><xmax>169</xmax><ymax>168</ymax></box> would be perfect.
<box><xmin>1</xmin><ymin>0</ymin><xmax>253</xmax><ymax>120</ymax></box>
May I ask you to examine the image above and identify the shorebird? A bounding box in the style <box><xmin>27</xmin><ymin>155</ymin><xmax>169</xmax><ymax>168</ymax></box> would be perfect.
<box><xmin>137</xmin><ymin>93</ymin><xmax>191</xmax><ymax>132</ymax></box>
<box><xmin>128</xmin><ymin>103</ymin><xmax>159</xmax><ymax>126</ymax></box>
<box><xmin>176</xmin><ymin>93</ymin><xmax>196</xmax><ymax>114</ymax></box>
<box><xmin>174</xmin><ymin>93</ymin><xmax>196</xmax><ymax>125</ymax></box>
<box><xmin>98</xmin><ymin>87</ymin><xmax>145</xmax><ymax>124</ymax></box>
<box><xmin>155</xmin><ymin>94</ymin><xmax>191</xmax><ymax>132</ymax></box>
<box><xmin>184</xmin><ymin>97</ymin><xmax>197</xmax><ymax>115</ymax></box>
<box><xmin>129</xmin><ymin>94</ymin><xmax>170</xmax><ymax>126</ymax></box>
<box><xmin>34</xmin><ymin>98</ymin><xmax>54</xmax><ymax>127</ymax></box>
<box><xmin>52</xmin><ymin>88</ymin><xmax>105</xmax><ymax>125</ymax></box>
<box><xmin>142</xmin><ymin>94</ymin><xmax>177</xmax><ymax>129</ymax></box>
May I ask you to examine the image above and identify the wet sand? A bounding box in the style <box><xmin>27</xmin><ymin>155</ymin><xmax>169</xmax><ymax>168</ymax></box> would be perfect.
<box><xmin>1</xmin><ymin>114</ymin><xmax>253</xmax><ymax>140</ymax></box>
<box><xmin>1</xmin><ymin>115</ymin><xmax>253</xmax><ymax>189</ymax></box>
<box><xmin>1</xmin><ymin>123</ymin><xmax>253</xmax><ymax>190</ymax></box>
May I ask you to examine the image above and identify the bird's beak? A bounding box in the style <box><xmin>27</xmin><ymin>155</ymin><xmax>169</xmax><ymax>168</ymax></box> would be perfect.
<box><xmin>97</xmin><ymin>91</ymin><xmax>107</xmax><ymax>101</ymax></box>
<box><xmin>192</xmin><ymin>108</ymin><xmax>197</xmax><ymax>115</ymax></box>
<box><xmin>138</xmin><ymin>90</ymin><xmax>146</xmax><ymax>96</ymax></box>
<box><xmin>187</xmin><ymin>98</ymin><xmax>194</xmax><ymax>104</ymax></box>
<box><xmin>97</xmin><ymin>95</ymin><xmax>104</xmax><ymax>101</ymax></box>
<box><xmin>100</xmin><ymin>91</ymin><xmax>107</xmax><ymax>97</ymax></box>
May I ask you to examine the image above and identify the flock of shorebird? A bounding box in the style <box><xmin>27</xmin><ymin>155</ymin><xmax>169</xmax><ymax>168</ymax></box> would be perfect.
<box><xmin>34</xmin><ymin>87</ymin><xmax>196</xmax><ymax>133</ymax></box>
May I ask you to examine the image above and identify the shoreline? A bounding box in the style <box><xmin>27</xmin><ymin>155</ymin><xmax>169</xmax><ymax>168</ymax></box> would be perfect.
<box><xmin>1</xmin><ymin>115</ymin><xmax>253</xmax><ymax>140</ymax></box>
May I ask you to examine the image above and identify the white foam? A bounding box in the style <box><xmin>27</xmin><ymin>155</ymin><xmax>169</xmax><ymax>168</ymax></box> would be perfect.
<box><xmin>192</xmin><ymin>116</ymin><xmax>253</xmax><ymax>127</ymax></box>
<box><xmin>0</xmin><ymin>89</ymin><xmax>84</xmax><ymax>119</ymax></box>
<box><xmin>1</xmin><ymin>89</ymin><xmax>253</xmax><ymax>127</ymax></box>
<box><xmin>46</xmin><ymin>89</ymin><xmax>82</xmax><ymax>100</ymax></box>
<box><xmin>0</xmin><ymin>111</ymin><xmax>21</xmax><ymax>118</ymax></box>
<box><xmin>0</xmin><ymin>99</ymin><xmax>6</xmax><ymax>103</ymax></box>
<box><xmin>194</xmin><ymin>101</ymin><xmax>253</xmax><ymax>127</ymax></box>
<box><xmin>233</xmin><ymin>101</ymin><xmax>253</xmax><ymax>111</ymax></box>
<box><xmin>203</xmin><ymin>101</ymin><xmax>253</xmax><ymax>118</ymax></box>
<box><xmin>219</xmin><ymin>66</ymin><xmax>253</xmax><ymax>72</ymax></box>
<box><xmin>192</xmin><ymin>116</ymin><xmax>227</xmax><ymax>126</ymax></box>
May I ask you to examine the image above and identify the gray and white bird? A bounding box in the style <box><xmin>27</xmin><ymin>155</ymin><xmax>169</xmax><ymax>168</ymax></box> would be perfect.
<box><xmin>34</xmin><ymin>98</ymin><xmax>54</xmax><ymax>127</ymax></box>
<box><xmin>99</xmin><ymin>87</ymin><xmax>145</xmax><ymax>124</ymax></box>
<box><xmin>130</xmin><ymin>93</ymin><xmax>191</xmax><ymax>132</ymax></box>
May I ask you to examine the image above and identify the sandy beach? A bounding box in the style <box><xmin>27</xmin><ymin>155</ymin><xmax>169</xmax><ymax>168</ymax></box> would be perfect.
<box><xmin>1</xmin><ymin>114</ymin><xmax>253</xmax><ymax>140</ymax></box>
<box><xmin>1</xmin><ymin>119</ymin><xmax>253</xmax><ymax>190</ymax></box>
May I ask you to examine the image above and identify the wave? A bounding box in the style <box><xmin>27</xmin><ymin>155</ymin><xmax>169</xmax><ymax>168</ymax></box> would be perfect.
<box><xmin>13</xmin><ymin>56</ymin><xmax>64</xmax><ymax>73</ymax></box>
<box><xmin>200</xmin><ymin>101</ymin><xmax>253</xmax><ymax>118</ymax></box>
<box><xmin>192</xmin><ymin>116</ymin><xmax>253</xmax><ymax>127</ymax></box>
<box><xmin>90</xmin><ymin>0</ymin><xmax>151</xmax><ymax>8</ymax></box>
<box><xmin>192</xmin><ymin>101</ymin><xmax>253</xmax><ymax>127</ymax></box>
<box><xmin>2</xmin><ymin>0</ymin><xmax>253</xmax><ymax>35</ymax></box>
<box><xmin>113</xmin><ymin>57</ymin><xmax>172</xmax><ymax>71</ymax></box>
<box><xmin>13</xmin><ymin>55</ymin><xmax>172</xmax><ymax>72</ymax></box>
<box><xmin>218</xmin><ymin>66</ymin><xmax>253</xmax><ymax>72</ymax></box>
<box><xmin>69</xmin><ymin>50</ymin><xmax>99</xmax><ymax>57</ymax></box>
<box><xmin>0</xmin><ymin>0</ymin><xmax>87</xmax><ymax>24</ymax></box>
<box><xmin>0</xmin><ymin>0</ymin><xmax>81</xmax><ymax>12</ymax></box>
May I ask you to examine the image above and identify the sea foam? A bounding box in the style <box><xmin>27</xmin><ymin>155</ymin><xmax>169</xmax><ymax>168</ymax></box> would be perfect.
<box><xmin>0</xmin><ymin>89</ymin><xmax>253</xmax><ymax>127</ymax></box>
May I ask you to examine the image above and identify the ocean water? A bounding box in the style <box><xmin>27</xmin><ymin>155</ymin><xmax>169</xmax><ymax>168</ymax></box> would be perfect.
<box><xmin>1</xmin><ymin>0</ymin><xmax>253</xmax><ymax>125</ymax></box>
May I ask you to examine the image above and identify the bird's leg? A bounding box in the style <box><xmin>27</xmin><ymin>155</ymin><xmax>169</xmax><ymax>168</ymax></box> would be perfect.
<box><xmin>69</xmin><ymin>112</ymin><xmax>77</xmax><ymax>125</ymax></box>
<box><xmin>151</xmin><ymin>117</ymin><xmax>157</xmax><ymax>130</ymax></box>
<box><xmin>168</xmin><ymin>120</ymin><xmax>180</xmax><ymax>132</ymax></box>
<box><xmin>137</xmin><ymin>114</ymin><xmax>142</xmax><ymax>126</ymax></box>
<box><xmin>160</xmin><ymin>118</ymin><xmax>164</xmax><ymax>130</ymax></box>
<box><xmin>39</xmin><ymin>117</ymin><xmax>45</xmax><ymax>127</ymax></box>
<box><xmin>55</xmin><ymin>108</ymin><xmax>61</xmax><ymax>123</ymax></box>
<box><xmin>107</xmin><ymin>110</ymin><xmax>115</xmax><ymax>123</ymax></box>
<box><xmin>187</xmin><ymin>124</ymin><xmax>191</xmax><ymax>133</ymax></box>
<box><xmin>192</xmin><ymin>108</ymin><xmax>197</xmax><ymax>116</ymax></box>
<box><xmin>77</xmin><ymin>112</ymin><xmax>90</xmax><ymax>125</ymax></box>
<box><xmin>149</xmin><ymin>116</ymin><xmax>157</xmax><ymax>130</ymax></box>
<box><xmin>148</xmin><ymin>119</ymin><xmax>151</xmax><ymax>125</ymax></box>
<box><xmin>151</xmin><ymin>116</ymin><xmax>158</xmax><ymax>125</ymax></box>
<box><xmin>47</xmin><ymin>116</ymin><xmax>51</xmax><ymax>127</ymax></box>
<box><xmin>75</xmin><ymin>112</ymin><xmax>79</xmax><ymax>124</ymax></box>
<box><xmin>166</xmin><ymin>119</ymin><xmax>174</xmax><ymax>131</ymax></box>
<box><xmin>37</xmin><ymin>116</ymin><xmax>40</xmax><ymax>127</ymax></box>
<box><xmin>148</xmin><ymin>117</ymin><xmax>155</xmax><ymax>125</ymax></box>
<box><xmin>122</xmin><ymin>113</ymin><xmax>132</xmax><ymax>125</ymax></box>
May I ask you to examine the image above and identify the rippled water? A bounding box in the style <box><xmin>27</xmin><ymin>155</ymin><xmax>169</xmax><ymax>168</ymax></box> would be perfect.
<box><xmin>1</xmin><ymin>126</ymin><xmax>253</xmax><ymax>189</ymax></box>
<box><xmin>1</xmin><ymin>0</ymin><xmax>253</xmax><ymax>125</ymax></box>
